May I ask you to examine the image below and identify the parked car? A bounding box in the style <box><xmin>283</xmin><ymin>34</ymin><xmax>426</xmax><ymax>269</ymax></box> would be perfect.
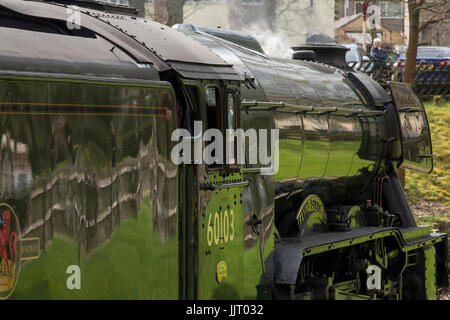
<box><xmin>386</xmin><ymin>50</ymin><xmax>399</xmax><ymax>65</ymax></box>
<box><xmin>344</xmin><ymin>43</ymin><xmax>397</xmax><ymax>71</ymax></box>
<box><xmin>344</xmin><ymin>43</ymin><xmax>370</xmax><ymax>69</ymax></box>
<box><xmin>394</xmin><ymin>46</ymin><xmax>450</xmax><ymax>82</ymax></box>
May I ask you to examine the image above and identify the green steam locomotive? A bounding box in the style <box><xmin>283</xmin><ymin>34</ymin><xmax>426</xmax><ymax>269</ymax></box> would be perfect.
<box><xmin>0</xmin><ymin>0</ymin><xmax>447</xmax><ymax>300</ymax></box>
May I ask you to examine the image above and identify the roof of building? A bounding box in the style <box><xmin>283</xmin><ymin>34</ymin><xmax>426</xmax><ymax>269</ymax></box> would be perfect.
<box><xmin>335</xmin><ymin>13</ymin><xmax>362</xmax><ymax>30</ymax></box>
<box><xmin>335</xmin><ymin>12</ymin><xmax>400</xmax><ymax>33</ymax></box>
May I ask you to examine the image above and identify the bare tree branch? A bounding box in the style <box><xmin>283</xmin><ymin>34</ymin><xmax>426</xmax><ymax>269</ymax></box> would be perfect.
<box><xmin>183</xmin><ymin>1</ymin><xmax>201</xmax><ymax>20</ymax></box>
<box><xmin>417</xmin><ymin>0</ymin><xmax>450</xmax><ymax>31</ymax></box>
<box><xmin>403</xmin><ymin>0</ymin><xmax>450</xmax><ymax>85</ymax></box>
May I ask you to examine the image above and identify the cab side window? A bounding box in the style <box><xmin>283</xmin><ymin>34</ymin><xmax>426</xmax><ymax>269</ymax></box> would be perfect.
<box><xmin>206</xmin><ymin>87</ymin><xmax>221</xmax><ymax>132</ymax></box>
<box><xmin>204</xmin><ymin>86</ymin><xmax>239</xmax><ymax>173</ymax></box>
<box><xmin>226</xmin><ymin>91</ymin><xmax>238</xmax><ymax>167</ymax></box>
<box><xmin>205</xmin><ymin>87</ymin><xmax>222</xmax><ymax>168</ymax></box>
<box><xmin>227</xmin><ymin>92</ymin><xmax>236</xmax><ymax>130</ymax></box>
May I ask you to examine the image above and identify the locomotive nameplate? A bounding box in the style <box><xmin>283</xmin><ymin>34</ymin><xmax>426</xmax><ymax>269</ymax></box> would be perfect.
<box><xmin>20</xmin><ymin>238</ymin><xmax>40</xmax><ymax>261</ymax></box>
<box><xmin>0</xmin><ymin>203</ymin><xmax>20</xmax><ymax>299</ymax></box>
<box><xmin>296</xmin><ymin>194</ymin><xmax>327</xmax><ymax>231</ymax></box>
<box><xmin>0</xmin><ymin>203</ymin><xmax>41</xmax><ymax>299</ymax></box>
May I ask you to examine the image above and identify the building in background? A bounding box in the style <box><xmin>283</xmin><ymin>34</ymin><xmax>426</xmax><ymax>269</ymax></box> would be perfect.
<box><xmin>335</xmin><ymin>0</ymin><xmax>404</xmax><ymax>50</ymax></box>
<box><xmin>334</xmin><ymin>12</ymin><xmax>404</xmax><ymax>50</ymax></box>
<box><xmin>335</xmin><ymin>0</ymin><xmax>450</xmax><ymax>49</ymax></box>
<box><xmin>144</xmin><ymin>0</ymin><xmax>335</xmax><ymax>57</ymax></box>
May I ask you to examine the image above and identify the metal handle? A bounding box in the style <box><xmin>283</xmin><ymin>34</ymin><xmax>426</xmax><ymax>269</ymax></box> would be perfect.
<box><xmin>200</xmin><ymin>180</ymin><xmax>249</xmax><ymax>191</ymax></box>
<box><xmin>247</xmin><ymin>214</ymin><xmax>263</xmax><ymax>235</ymax></box>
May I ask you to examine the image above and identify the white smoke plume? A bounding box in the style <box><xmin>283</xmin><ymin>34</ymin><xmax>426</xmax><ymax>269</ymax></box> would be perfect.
<box><xmin>243</xmin><ymin>25</ymin><xmax>293</xmax><ymax>59</ymax></box>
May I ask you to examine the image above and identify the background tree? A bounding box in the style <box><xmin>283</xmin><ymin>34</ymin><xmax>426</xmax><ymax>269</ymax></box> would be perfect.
<box><xmin>153</xmin><ymin>0</ymin><xmax>187</xmax><ymax>26</ymax></box>
<box><xmin>403</xmin><ymin>0</ymin><xmax>450</xmax><ymax>85</ymax></box>
<box><xmin>128</xmin><ymin>0</ymin><xmax>146</xmax><ymax>17</ymax></box>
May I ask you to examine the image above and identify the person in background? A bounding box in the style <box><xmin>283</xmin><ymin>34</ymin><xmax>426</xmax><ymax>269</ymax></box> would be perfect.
<box><xmin>370</xmin><ymin>38</ymin><xmax>387</xmax><ymax>70</ymax></box>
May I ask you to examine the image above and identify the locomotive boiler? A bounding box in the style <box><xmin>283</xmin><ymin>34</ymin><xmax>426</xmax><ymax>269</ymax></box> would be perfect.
<box><xmin>0</xmin><ymin>0</ymin><xmax>447</xmax><ymax>300</ymax></box>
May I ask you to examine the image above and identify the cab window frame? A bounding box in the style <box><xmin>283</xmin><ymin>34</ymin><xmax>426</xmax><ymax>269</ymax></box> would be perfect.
<box><xmin>223</xmin><ymin>86</ymin><xmax>240</xmax><ymax>173</ymax></box>
<box><xmin>204</xmin><ymin>84</ymin><xmax>224</xmax><ymax>172</ymax></box>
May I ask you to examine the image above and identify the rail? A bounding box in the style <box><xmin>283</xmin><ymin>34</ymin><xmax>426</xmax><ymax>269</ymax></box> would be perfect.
<box><xmin>411</xmin><ymin>62</ymin><xmax>450</xmax><ymax>100</ymax></box>
<box><xmin>348</xmin><ymin>56</ymin><xmax>395</xmax><ymax>91</ymax></box>
<box><xmin>349</xmin><ymin>58</ymin><xmax>449</xmax><ymax>101</ymax></box>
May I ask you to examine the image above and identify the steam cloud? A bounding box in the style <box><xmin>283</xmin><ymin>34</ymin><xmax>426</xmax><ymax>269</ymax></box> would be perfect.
<box><xmin>243</xmin><ymin>25</ymin><xmax>293</xmax><ymax>59</ymax></box>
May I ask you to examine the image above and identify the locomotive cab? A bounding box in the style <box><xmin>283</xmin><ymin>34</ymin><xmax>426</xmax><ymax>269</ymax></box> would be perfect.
<box><xmin>169</xmin><ymin>76</ymin><xmax>248</xmax><ymax>299</ymax></box>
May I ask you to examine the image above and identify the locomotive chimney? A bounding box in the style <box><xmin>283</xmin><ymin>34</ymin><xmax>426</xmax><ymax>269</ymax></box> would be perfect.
<box><xmin>291</xmin><ymin>44</ymin><xmax>349</xmax><ymax>68</ymax></box>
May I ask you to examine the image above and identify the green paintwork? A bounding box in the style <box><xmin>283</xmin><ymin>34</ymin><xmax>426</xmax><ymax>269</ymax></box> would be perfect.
<box><xmin>12</xmin><ymin>197</ymin><xmax>178</xmax><ymax>299</ymax></box>
<box><xmin>197</xmin><ymin>184</ymin><xmax>244</xmax><ymax>299</ymax></box>
<box><xmin>303</xmin><ymin>228</ymin><xmax>447</xmax><ymax>257</ymax></box>
<box><xmin>276</xmin><ymin>138</ymin><xmax>302</xmax><ymax>182</ymax></box>
<box><xmin>401</xmin><ymin>226</ymin><xmax>432</xmax><ymax>242</ymax></box>
<box><xmin>243</xmin><ymin>233</ymin><xmax>274</xmax><ymax>299</ymax></box>
<box><xmin>1</xmin><ymin>77</ymin><xmax>178</xmax><ymax>299</ymax></box>
<box><xmin>424</xmin><ymin>245</ymin><xmax>437</xmax><ymax>300</ymax></box>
